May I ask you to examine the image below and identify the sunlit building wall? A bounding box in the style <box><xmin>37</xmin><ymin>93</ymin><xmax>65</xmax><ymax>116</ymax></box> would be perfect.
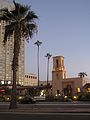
<box><xmin>24</xmin><ymin>73</ymin><xmax>37</xmax><ymax>86</ymax></box>
<box><xmin>52</xmin><ymin>56</ymin><xmax>89</xmax><ymax>96</ymax></box>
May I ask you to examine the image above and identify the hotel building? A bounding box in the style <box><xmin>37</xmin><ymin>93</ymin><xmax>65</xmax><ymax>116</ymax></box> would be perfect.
<box><xmin>0</xmin><ymin>2</ymin><xmax>24</xmax><ymax>85</ymax></box>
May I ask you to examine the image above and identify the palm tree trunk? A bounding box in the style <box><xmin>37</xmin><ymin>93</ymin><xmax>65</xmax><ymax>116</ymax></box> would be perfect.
<box><xmin>9</xmin><ymin>70</ymin><xmax>17</xmax><ymax>109</ymax></box>
<box><xmin>9</xmin><ymin>29</ymin><xmax>21</xmax><ymax>109</ymax></box>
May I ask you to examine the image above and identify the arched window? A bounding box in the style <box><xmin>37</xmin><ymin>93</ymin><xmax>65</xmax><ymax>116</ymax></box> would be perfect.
<box><xmin>56</xmin><ymin>73</ymin><xmax>59</xmax><ymax>80</ymax></box>
<box><xmin>56</xmin><ymin>59</ymin><xmax>59</xmax><ymax>67</ymax></box>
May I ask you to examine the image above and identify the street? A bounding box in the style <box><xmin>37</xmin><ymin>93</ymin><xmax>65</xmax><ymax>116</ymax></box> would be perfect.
<box><xmin>0</xmin><ymin>102</ymin><xmax>90</xmax><ymax>120</ymax></box>
<box><xmin>0</xmin><ymin>101</ymin><xmax>90</xmax><ymax>113</ymax></box>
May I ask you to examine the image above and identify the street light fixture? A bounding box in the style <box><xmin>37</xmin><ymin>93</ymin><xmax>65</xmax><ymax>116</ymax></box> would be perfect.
<box><xmin>34</xmin><ymin>40</ymin><xmax>42</xmax><ymax>88</ymax></box>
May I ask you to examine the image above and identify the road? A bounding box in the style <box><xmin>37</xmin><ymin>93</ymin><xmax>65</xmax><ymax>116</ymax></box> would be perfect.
<box><xmin>0</xmin><ymin>112</ymin><xmax>90</xmax><ymax>120</ymax></box>
<box><xmin>0</xmin><ymin>102</ymin><xmax>90</xmax><ymax>120</ymax></box>
<box><xmin>0</xmin><ymin>101</ymin><xmax>90</xmax><ymax>113</ymax></box>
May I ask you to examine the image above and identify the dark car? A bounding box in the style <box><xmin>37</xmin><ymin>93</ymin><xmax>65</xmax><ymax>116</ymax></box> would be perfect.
<box><xmin>19</xmin><ymin>96</ymin><xmax>36</xmax><ymax>104</ymax></box>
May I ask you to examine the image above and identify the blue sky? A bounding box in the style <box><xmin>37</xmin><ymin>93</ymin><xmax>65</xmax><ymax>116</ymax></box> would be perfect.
<box><xmin>9</xmin><ymin>0</ymin><xmax>90</xmax><ymax>81</ymax></box>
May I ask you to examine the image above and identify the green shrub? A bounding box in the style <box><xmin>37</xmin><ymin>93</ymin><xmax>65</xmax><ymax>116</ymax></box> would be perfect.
<box><xmin>78</xmin><ymin>92</ymin><xmax>90</xmax><ymax>101</ymax></box>
<box><xmin>46</xmin><ymin>95</ymin><xmax>55</xmax><ymax>101</ymax></box>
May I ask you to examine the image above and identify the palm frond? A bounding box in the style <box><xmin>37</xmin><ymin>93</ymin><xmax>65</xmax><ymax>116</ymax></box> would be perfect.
<box><xmin>12</xmin><ymin>0</ymin><xmax>30</xmax><ymax>18</ymax></box>
<box><xmin>78</xmin><ymin>72</ymin><xmax>87</xmax><ymax>78</ymax></box>
<box><xmin>0</xmin><ymin>8</ymin><xmax>8</xmax><ymax>13</ymax></box>
<box><xmin>4</xmin><ymin>23</ymin><xmax>15</xmax><ymax>44</ymax></box>
<box><xmin>22</xmin><ymin>23</ymin><xmax>37</xmax><ymax>39</ymax></box>
<box><xmin>19</xmin><ymin>5</ymin><xmax>30</xmax><ymax>15</ymax></box>
<box><xmin>0</xmin><ymin>8</ymin><xmax>10</xmax><ymax>21</ymax></box>
<box><xmin>25</xmin><ymin>11</ymin><xmax>38</xmax><ymax>22</ymax></box>
<box><xmin>0</xmin><ymin>0</ymin><xmax>38</xmax><ymax>44</ymax></box>
<box><xmin>0</xmin><ymin>7</ymin><xmax>16</xmax><ymax>21</ymax></box>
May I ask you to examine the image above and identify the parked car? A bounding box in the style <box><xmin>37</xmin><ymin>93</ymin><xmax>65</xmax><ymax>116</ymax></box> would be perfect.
<box><xmin>3</xmin><ymin>95</ymin><xmax>11</xmax><ymax>102</ymax></box>
<box><xmin>19</xmin><ymin>96</ymin><xmax>36</xmax><ymax>104</ymax></box>
<box><xmin>3</xmin><ymin>95</ymin><xmax>25</xmax><ymax>102</ymax></box>
<box><xmin>34</xmin><ymin>96</ymin><xmax>46</xmax><ymax>101</ymax></box>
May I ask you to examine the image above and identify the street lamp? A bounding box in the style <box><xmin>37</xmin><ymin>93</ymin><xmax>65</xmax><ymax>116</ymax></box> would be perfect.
<box><xmin>45</xmin><ymin>53</ymin><xmax>52</xmax><ymax>86</ymax></box>
<box><xmin>35</xmin><ymin>40</ymin><xmax>42</xmax><ymax>87</ymax></box>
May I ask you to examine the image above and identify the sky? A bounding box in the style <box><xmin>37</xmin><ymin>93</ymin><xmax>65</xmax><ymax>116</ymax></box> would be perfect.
<box><xmin>2</xmin><ymin>0</ymin><xmax>90</xmax><ymax>81</ymax></box>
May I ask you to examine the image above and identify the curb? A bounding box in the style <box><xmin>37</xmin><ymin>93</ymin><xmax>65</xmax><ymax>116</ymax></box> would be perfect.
<box><xmin>0</xmin><ymin>108</ymin><xmax>90</xmax><ymax>113</ymax></box>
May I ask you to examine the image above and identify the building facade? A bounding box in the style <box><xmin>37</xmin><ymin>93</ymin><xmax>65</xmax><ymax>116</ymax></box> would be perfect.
<box><xmin>24</xmin><ymin>73</ymin><xmax>37</xmax><ymax>86</ymax></box>
<box><xmin>52</xmin><ymin>56</ymin><xmax>88</xmax><ymax>96</ymax></box>
<box><xmin>0</xmin><ymin>4</ymin><xmax>25</xmax><ymax>85</ymax></box>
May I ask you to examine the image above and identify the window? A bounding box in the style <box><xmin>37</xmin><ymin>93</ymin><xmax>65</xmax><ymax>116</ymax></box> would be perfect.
<box><xmin>56</xmin><ymin>73</ymin><xmax>59</xmax><ymax>80</ymax></box>
<box><xmin>56</xmin><ymin>59</ymin><xmax>59</xmax><ymax>67</ymax></box>
<box><xmin>62</xmin><ymin>59</ymin><xmax>64</xmax><ymax>66</ymax></box>
<box><xmin>77</xmin><ymin>88</ymin><xmax>80</xmax><ymax>92</ymax></box>
<box><xmin>57</xmin><ymin>90</ymin><xmax>59</xmax><ymax>94</ymax></box>
<box><xmin>87</xmin><ymin>88</ymin><xmax>90</xmax><ymax>92</ymax></box>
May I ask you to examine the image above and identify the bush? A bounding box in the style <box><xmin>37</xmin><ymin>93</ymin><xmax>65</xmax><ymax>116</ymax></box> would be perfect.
<box><xmin>78</xmin><ymin>92</ymin><xmax>90</xmax><ymax>101</ymax></box>
<box><xmin>46</xmin><ymin>95</ymin><xmax>55</xmax><ymax>102</ymax></box>
<box><xmin>0</xmin><ymin>96</ymin><xmax>4</xmax><ymax>102</ymax></box>
<box><xmin>54</xmin><ymin>95</ymin><xmax>65</xmax><ymax>102</ymax></box>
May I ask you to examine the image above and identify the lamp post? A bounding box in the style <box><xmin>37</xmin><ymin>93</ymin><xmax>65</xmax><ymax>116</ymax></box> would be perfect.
<box><xmin>35</xmin><ymin>40</ymin><xmax>42</xmax><ymax>88</ymax></box>
<box><xmin>45</xmin><ymin>53</ymin><xmax>52</xmax><ymax>86</ymax></box>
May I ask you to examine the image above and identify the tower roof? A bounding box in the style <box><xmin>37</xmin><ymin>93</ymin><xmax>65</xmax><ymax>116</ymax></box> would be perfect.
<box><xmin>53</xmin><ymin>56</ymin><xmax>64</xmax><ymax>59</ymax></box>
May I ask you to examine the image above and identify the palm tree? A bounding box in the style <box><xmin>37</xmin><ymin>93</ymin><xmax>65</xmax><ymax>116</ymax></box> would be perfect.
<box><xmin>45</xmin><ymin>53</ymin><xmax>52</xmax><ymax>96</ymax></box>
<box><xmin>34</xmin><ymin>40</ymin><xmax>42</xmax><ymax>87</ymax></box>
<box><xmin>78</xmin><ymin>72</ymin><xmax>87</xmax><ymax>78</ymax></box>
<box><xmin>0</xmin><ymin>0</ymin><xmax>38</xmax><ymax>109</ymax></box>
<box><xmin>45</xmin><ymin>53</ymin><xmax>52</xmax><ymax>86</ymax></box>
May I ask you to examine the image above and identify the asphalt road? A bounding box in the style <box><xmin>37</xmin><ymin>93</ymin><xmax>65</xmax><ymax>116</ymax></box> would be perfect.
<box><xmin>0</xmin><ymin>101</ymin><xmax>90</xmax><ymax>113</ymax></box>
<box><xmin>0</xmin><ymin>112</ymin><xmax>90</xmax><ymax>120</ymax></box>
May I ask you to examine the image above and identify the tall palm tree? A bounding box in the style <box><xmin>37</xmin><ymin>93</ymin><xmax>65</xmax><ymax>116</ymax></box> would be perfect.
<box><xmin>78</xmin><ymin>72</ymin><xmax>87</xmax><ymax>78</ymax></box>
<box><xmin>0</xmin><ymin>0</ymin><xmax>38</xmax><ymax>109</ymax></box>
<box><xmin>45</xmin><ymin>53</ymin><xmax>52</xmax><ymax>86</ymax></box>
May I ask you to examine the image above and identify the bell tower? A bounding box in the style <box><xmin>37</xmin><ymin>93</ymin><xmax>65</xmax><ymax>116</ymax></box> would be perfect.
<box><xmin>52</xmin><ymin>56</ymin><xmax>67</xmax><ymax>79</ymax></box>
<box><xmin>52</xmin><ymin>56</ymin><xmax>67</xmax><ymax>95</ymax></box>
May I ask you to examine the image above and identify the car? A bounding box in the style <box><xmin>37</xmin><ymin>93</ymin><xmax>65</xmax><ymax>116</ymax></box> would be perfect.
<box><xmin>17</xmin><ymin>95</ymin><xmax>25</xmax><ymax>101</ymax></box>
<box><xmin>19</xmin><ymin>96</ymin><xmax>36</xmax><ymax>104</ymax></box>
<box><xmin>3</xmin><ymin>95</ymin><xmax>25</xmax><ymax>102</ymax></box>
<box><xmin>34</xmin><ymin>96</ymin><xmax>46</xmax><ymax>101</ymax></box>
<box><xmin>3</xmin><ymin>95</ymin><xmax>11</xmax><ymax>102</ymax></box>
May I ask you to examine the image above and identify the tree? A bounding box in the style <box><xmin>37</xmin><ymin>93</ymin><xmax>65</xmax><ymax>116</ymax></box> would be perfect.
<box><xmin>0</xmin><ymin>0</ymin><xmax>38</xmax><ymax>109</ymax></box>
<box><xmin>78</xmin><ymin>72</ymin><xmax>87</xmax><ymax>78</ymax></box>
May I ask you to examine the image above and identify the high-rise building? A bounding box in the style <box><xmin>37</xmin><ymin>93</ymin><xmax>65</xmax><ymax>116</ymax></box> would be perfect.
<box><xmin>0</xmin><ymin>1</ymin><xmax>24</xmax><ymax>85</ymax></box>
